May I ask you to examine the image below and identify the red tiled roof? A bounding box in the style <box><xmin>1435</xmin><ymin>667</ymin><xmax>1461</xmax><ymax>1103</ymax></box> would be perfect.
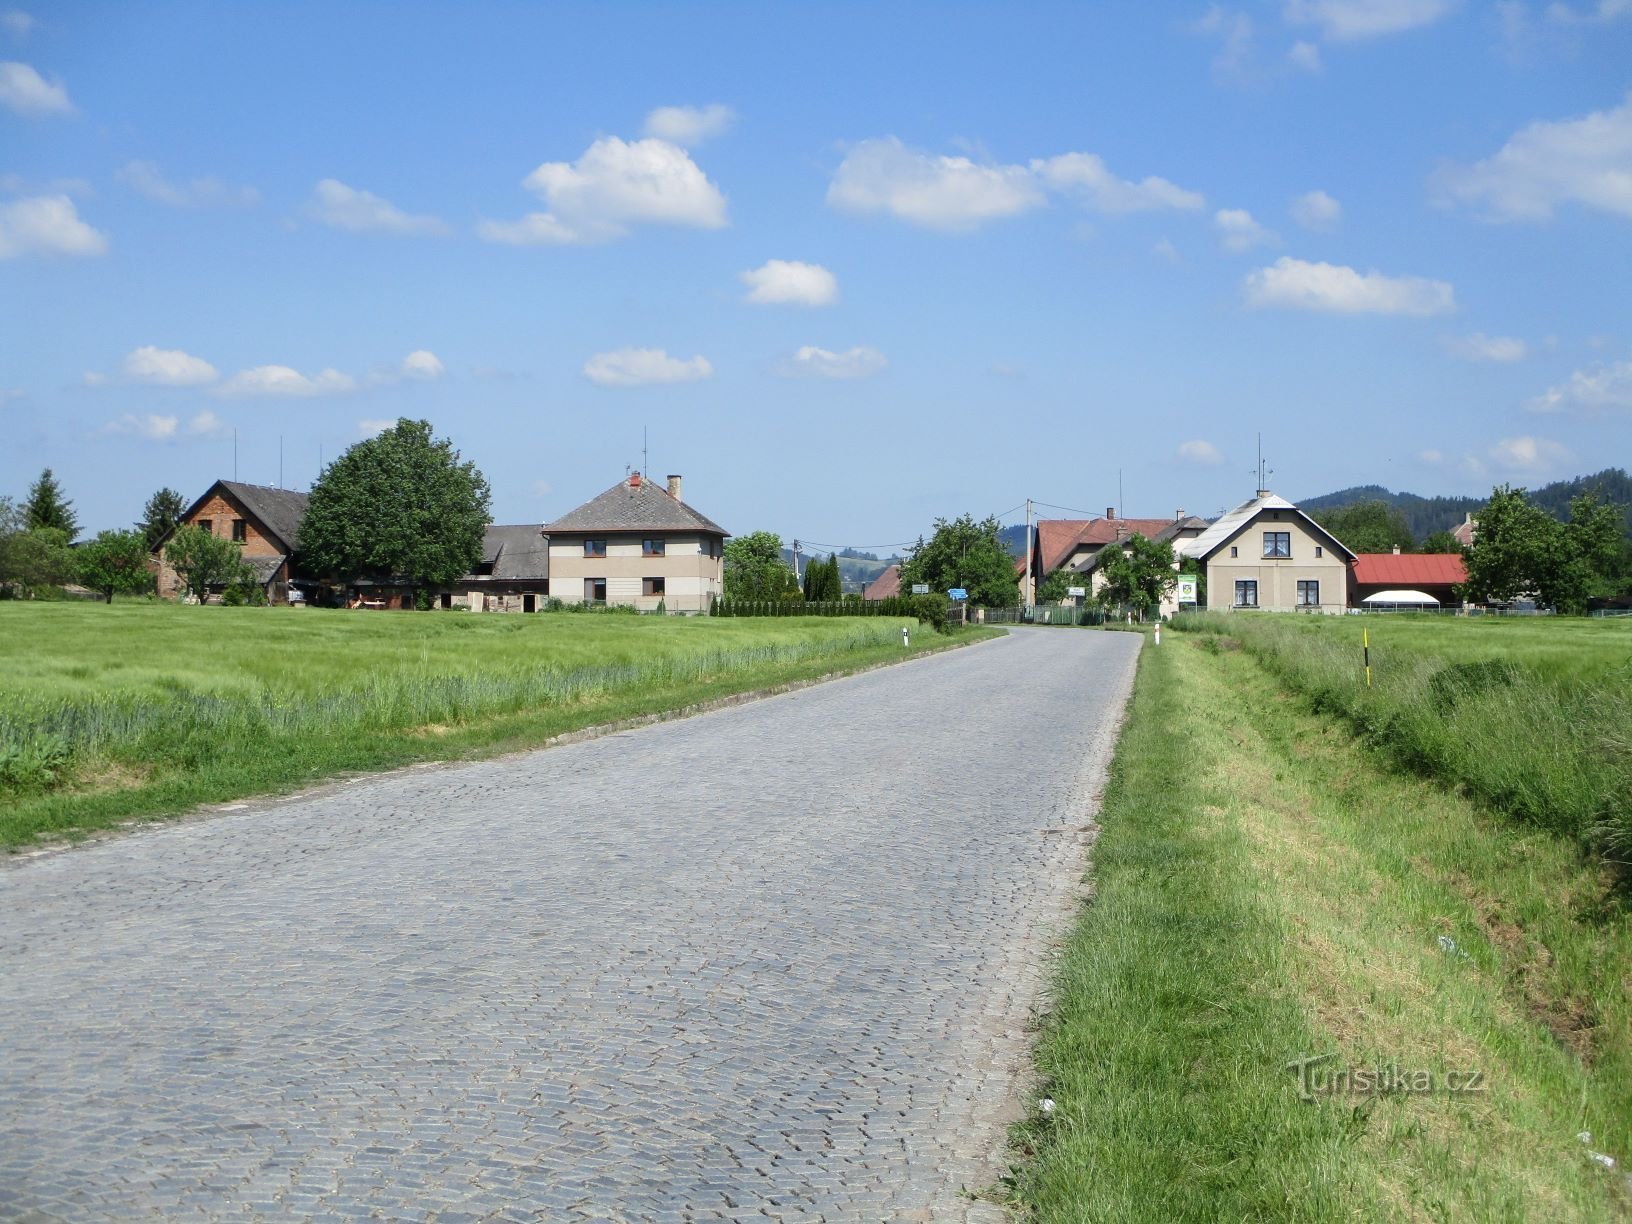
<box><xmin>1351</xmin><ymin>553</ymin><xmax>1467</xmax><ymax>586</ymax></box>
<box><xmin>864</xmin><ymin>565</ymin><xmax>901</xmax><ymax>600</ymax></box>
<box><xmin>1035</xmin><ymin>517</ymin><xmax>1176</xmax><ymax>573</ymax></box>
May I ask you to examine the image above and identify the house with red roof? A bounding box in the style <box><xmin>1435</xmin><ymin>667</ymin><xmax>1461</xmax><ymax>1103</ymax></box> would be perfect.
<box><xmin>1019</xmin><ymin>508</ymin><xmax>1184</xmax><ymax>603</ymax></box>
<box><xmin>863</xmin><ymin>564</ymin><xmax>901</xmax><ymax>600</ymax></box>
<box><xmin>1349</xmin><ymin>549</ymin><xmax>1467</xmax><ymax>610</ymax></box>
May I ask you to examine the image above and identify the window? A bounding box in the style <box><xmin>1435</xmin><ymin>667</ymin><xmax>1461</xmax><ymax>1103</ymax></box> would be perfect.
<box><xmin>584</xmin><ymin>577</ymin><xmax>606</xmax><ymax>603</ymax></box>
<box><xmin>1234</xmin><ymin>579</ymin><xmax>1258</xmax><ymax>608</ymax></box>
<box><xmin>232</xmin><ymin>519</ymin><xmax>247</xmax><ymax>542</ymax></box>
<box><xmin>643</xmin><ymin>576</ymin><xmax>666</xmax><ymax>597</ymax></box>
<box><xmin>1229</xmin><ymin>545</ymin><xmax>1238</xmax><ymax>558</ymax></box>
<box><xmin>1263</xmin><ymin>531</ymin><xmax>1291</xmax><ymax>558</ymax></box>
<box><xmin>583</xmin><ymin>539</ymin><xmax>607</xmax><ymax>557</ymax></box>
<box><xmin>1315</xmin><ymin>546</ymin><xmax>1323</xmax><ymax>558</ymax></box>
<box><xmin>196</xmin><ymin>519</ymin><xmax>212</xmax><ymax>536</ymax></box>
<box><xmin>1297</xmin><ymin>580</ymin><xmax>1320</xmax><ymax>607</ymax></box>
<box><xmin>642</xmin><ymin>537</ymin><xmax>665</xmax><ymax>557</ymax></box>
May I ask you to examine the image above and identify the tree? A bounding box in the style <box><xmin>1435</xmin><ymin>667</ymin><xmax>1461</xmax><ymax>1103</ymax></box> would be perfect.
<box><xmin>1311</xmin><ymin>499</ymin><xmax>1414</xmax><ymax>555</ymax></box>
<box><xmin>724</xmin><ymin>531</ymin><xmax>800</xmax><ymax>600</ymax></box>
<box><xmin>1565</xmin><ymin>490</ymin><xmax>1628</xmax><ymax>600</ymax></box>
<box><xmin>899</xmin><ymin>514</ymin><xmax>1018</xmax><ymax>607</ymax></box>
<box><xmin>164</xmin><ymin>525</ymin><xmax>255</xmax><ymax>602</ymax></box>
<box><xmin>77</xmin><ymin>529</ymin><xmax>156</xmax><ymax>603</ymax></box>
<box><xmin>298</xmin><ymin>418</ymin><xmax>491</xmax><ymax>600</ymax></box>
<box><xmin>804</xmin><ymin>552</ymin><xmax>841</xmax><ymax>601</ymax></box>
<box><xmin>137</xmin><ymin>487</ymin><xmax>187</xmax><ymax>550</ymax></box>
<box><xmin>0</xmin><ymin>527</ymin><xmax>76</xmax><ymax>594</ymax></box>
<box><xmin>1037</xmin><ymin>568</ymin><xmax>1080</xmax><ymax>603</ymax></box>
<box><xmin>24</xmin><ymin>468</ymin><xmax>79</xmax><ymax>540</ymax></box>
<box><xmin>1097</xmin><ymin>534</ymin><xmax>1177</xmax><ymax>619</ymax></box>
<box><xmin>1462</xmin><ymin>485</ymin><xmax>1562</xmax><ymax>606</ymax></box>
<box><xmin>1420</xmin><ymin>529</ymin><xmax>1463</xmax><ymax>555</ymax></box>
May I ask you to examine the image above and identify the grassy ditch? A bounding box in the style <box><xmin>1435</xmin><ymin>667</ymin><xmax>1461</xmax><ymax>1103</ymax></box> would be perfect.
<box><xmin>0</xmin><ymin>603</ymin><xmax>992</xmax><ymax>850</ymax></box>
<box><xmin>1171</xmin><ymin>612</ymin><xmax>1632</xmax><ymax>862</ymax></box>
<box><xmin>1011</xmin><ymin>630</ymin><xmax>1630</xmax><ymax>1221</ymax></box>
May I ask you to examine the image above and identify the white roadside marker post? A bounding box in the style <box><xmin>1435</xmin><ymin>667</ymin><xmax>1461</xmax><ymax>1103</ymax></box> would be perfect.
<box><xmin>1154</xmin><ymin>622</ymin><xmax>1161</xmax><ymax>646</ymax></box>
<box><xmin>902</xmin><ymin>625</ymin><xmax>910</xmax><ymax>648</ymax></box>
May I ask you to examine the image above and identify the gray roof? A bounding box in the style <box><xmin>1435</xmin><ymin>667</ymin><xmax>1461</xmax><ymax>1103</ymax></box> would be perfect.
<box><xmin>243</xmin><ymin>554</ymin><xmax>288</xmax><ymax>585</ymax></box>
<box><xmin>217</xmin><ymin>481</ymin><xmax>310</xmax><ymax>552</ymax></box>
<box><xmin>543</xmin><ymin>477</ymin><xmax>728</xmax><ymax>537</ymax></box>
<box><xmin>475</xmin><ymin>524</ymin><xmax>549</xmax><ymax>581</ymax></box>
<box><xmin>1177</xmin><ymin>492</ymin><xmax>1355</xmax><ymax>561</ymax></box>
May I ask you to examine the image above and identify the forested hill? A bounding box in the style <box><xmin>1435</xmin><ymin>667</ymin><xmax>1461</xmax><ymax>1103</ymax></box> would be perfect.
<box><xmin>1297</xmin><ymin>468</ymin><xmax>1631</xmax><ymax>538</ymax></box>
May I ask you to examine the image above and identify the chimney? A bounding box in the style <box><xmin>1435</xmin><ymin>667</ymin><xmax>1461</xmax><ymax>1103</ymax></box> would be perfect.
<box><xmin>1391</xmin><ymin>545</ymin><xmax>1401</xmax><ymax>555</ymax></box>
<box><xmin>629</xmin><ymin>471</ymin><xmax>641</xmax><ymax>488</ymax></box>
<box><xmin>1106</xmin><ymin>506</ymin><xmax>1115</xmax><ymax>520</ymax></box>
<box><xmin>1175</xmin><ymin>507</ymin><xmax>1185</xmax><ymax>521</ymax></box>
<box><xmin>667</xmin><ymin>474</ymin><xmax>683</xmax><ymax>503</ymax></box>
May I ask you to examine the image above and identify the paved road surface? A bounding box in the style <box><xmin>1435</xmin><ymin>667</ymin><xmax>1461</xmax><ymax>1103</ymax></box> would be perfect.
<box><xmin>1</xmin><ymin>628</ymin><xmax>1140</xmax><ymax>1223</ymax></box>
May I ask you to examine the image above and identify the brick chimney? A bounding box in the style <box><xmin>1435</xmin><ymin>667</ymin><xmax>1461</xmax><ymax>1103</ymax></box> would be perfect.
<box><xmin>1106</xmin><ymin>506</ymin><xmax>1115</xmax><ymax>520</ymax></box>
<box><xmin>667</xmin><ymin>474</ymin><xmax>683</xmax><ymax>503</ymax></box>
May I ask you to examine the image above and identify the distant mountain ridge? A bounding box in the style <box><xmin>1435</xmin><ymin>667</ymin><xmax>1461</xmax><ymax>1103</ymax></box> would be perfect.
<box><xmin>1297</xmin><ymin>468</ymin><xmax>1631</xmax><ymax>539</ymax></box>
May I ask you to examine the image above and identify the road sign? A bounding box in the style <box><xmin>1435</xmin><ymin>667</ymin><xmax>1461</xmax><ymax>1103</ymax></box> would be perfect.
<box><xmin>1067</xmin><ymin>586</ymin><xmax>1085</xmax><ymax>597</ymax></box>
<box><xmin>1176</xmin><ymin>577</ymin><xmax>1198</xmax><ymax>603</ymax></box>
<box><xmin>911</xmin><ymin>583</ymin><xmax>929</xmax><ymax>595</ymax></box>
<box><xmin>947</xmin><ymin>588</ymin><xmax>967</xmax><ymax>600</ymax></box>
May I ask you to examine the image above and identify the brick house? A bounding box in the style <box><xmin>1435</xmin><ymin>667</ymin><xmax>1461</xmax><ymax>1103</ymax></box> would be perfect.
<box><xmin>543</xmin><ymin>473</ymin><xmax>727</xmax><ymax>613</ymax></box>
<box><xmin>154</xmin><ymin>480</ymin><xmax>309</xmax><ymax>603</ymax></box>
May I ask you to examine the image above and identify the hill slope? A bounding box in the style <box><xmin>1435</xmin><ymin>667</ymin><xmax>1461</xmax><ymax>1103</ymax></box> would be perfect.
<box><xmin>1298</xmin><ymin>468</ymin><xmax>1631</xmax><ymax>539</ymax></box>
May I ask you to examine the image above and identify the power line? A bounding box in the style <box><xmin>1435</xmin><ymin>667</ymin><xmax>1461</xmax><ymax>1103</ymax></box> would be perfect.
<box><xmin>1031</xmin><ymin>499</ymin><xmax>1114</xmax><ymax>518</ymax></box>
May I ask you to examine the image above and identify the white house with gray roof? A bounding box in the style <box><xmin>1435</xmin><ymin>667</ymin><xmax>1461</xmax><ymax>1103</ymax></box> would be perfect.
<box><xmin>542</xmin><ymin>473</ymin><xmax>728</xmax><ymax>612</ymax></box>
<box><xmin>1178</xmin><ymin>491</ymin><xmax>1354</xmax><ymax>614</ymax></box>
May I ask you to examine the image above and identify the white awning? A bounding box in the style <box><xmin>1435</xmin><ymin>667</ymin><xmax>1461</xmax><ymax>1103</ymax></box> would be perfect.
<box><xmin>1362</xmin><ymin>589</ymin><xmax>1440</xmax><ymax>605</ymax></box>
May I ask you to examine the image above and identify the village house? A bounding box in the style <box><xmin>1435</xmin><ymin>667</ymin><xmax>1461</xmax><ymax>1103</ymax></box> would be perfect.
<box><xmin>863</xmin><ymin>564</ymin><xmax>901</xmax><ymax>600</ymax></box>
<box><xmin>542</xmin><ymin>473</ymin><xmax>727</xmax><ymax>613</ymax></box>
<box><xmin>442</xmin><ymin>525</ymin><xmax>552</xmax><ymax>612</ymax></box>
<box><xmin>1018</xmin><ymin>510</ymin><xmax>1189</xmax><ymax>605</ymax></box>
<box><xmin>1072</xmin><ymin>513</ymin><xmax>1211</xmax><ymax>617</ymax></box>
<box><xmin>154</xmin><ymin>480</ymin><xmax>309</xmax><ymax>604</ymax></box>
<box><xmin>1178</xmin><ymin>490</ymin><xmax>1354</xmax><ymax>613</ymax></box>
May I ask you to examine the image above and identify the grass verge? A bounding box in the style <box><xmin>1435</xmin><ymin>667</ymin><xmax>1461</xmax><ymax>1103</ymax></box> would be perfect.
<box><xmin>1011</xmin><ymin>630</ymin><xmax>1630</xmax><ymax>1221</ymax></box>
<box><xmin>0</xmin><ymin>605</ymin><xmax>995</xmax><ymax>850</ymax></box>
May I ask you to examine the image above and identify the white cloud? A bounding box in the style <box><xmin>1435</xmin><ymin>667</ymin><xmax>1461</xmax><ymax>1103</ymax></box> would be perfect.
<box><xmin>1526</xmin><ymin>359</ymin><xmax>1632</xmax><ymax>414</ymax></box>
<box><xmin>1033</xmin><ymin>153</ymin><xmax>1206</xmax><ymax>214</ymax></box>
<box><xmin>1431</xmin><ymin>90</ymin><xmax>1632</xmax><ymax>222</ymax></box>
<box><xmin>1214</xmin><ymin>207</ymin><xmax>1276</xmax><ymax>252</ymax></box>
<box><xmin>101</xmin><ymin>413</ymin><xmax>179</xmax><ymax>441</ymax></box>
<box><xmin>1442</xmin><ymin>332</ymin><xmax>1529</xmax><ymax>362</ymax></box>
<box><xmin>121</xmin><ymin>345</ymin><xmax>219</xmax><ymax>386</ymax></box>
<box><xmin>218</xmin><ymin>365</ymin><xmax>359</xmax><ymax>397</ymax></box>
<box><xmin>2</xmin><ymin>11</ymin><xmax>36</xmax><ymax>36</ymax></box>
<box><xmin>1153</xmin><ymin>237</ymin><xmax>1182</xmax><ymax>263</ymax></box>
<box><xmin>0</xmin><ymin>195</ymin><xmax>107</xmax><ymax>258</ymax></box>
<box><xmin>1177</xmin><ymin>439</ymin><xmax>1225</xmax><ymax>465</ymax></box>
<box><xmin>582</xmin><ymin>347</ymin><xmax>713</xmax><ymax>387</ymax></box>
<box><xmin>1546</xmin><ymin>1</ymin><xmax>1632</xmax><ymax>22</ymax></box>
<box><xmin>1473</xmin><ymin>434</ymin><xmax>1573</xmax><ymax>475</ymax></box>
<box><xmin>1287</xmin><ymin>39</ymin><xmax>1324</xmax><ymax>69</ymax></box>
<box><xmin>827</xmin><ymin>137</ymin><xmax>1044</xmax><ymax>231</ymax></box>
<box><xmin>0</xmin><ymin>60</ymin><xmax>69</xmax><ymax>114</ymax></box>
<box><xmin>1291</xmin><ymin>189</ymin><xmax>1343</xmax><ymax>230</ymax></box>
<box><xmin>1283</xmin><ymin>0</ymin><xmax>1456</xmax><ymax>41</ymax></box>
<box><xmin>531</xmin><ymin>479</ymin><xmax>553</xmax><ymax>497</ymax></box>
<box><xmin>481</xmin><ymin>137</ymin><xmax>728</xmax><ymax>246</ymax></box>
<box><xmin>643</xmin><ymin>103</ymin><xmax>735</xmax><ymax>147</ymax></box>
<box><xmin>306</xmin><ymin>179</ymin><xmax>446</xmax><ymax>235</ymax></box>
<box><xmin>1419</xmin><ymin>448</ymin><xmax>1444</xmax><ymax>464</ymax></box>
<box><xmin>1188</xmin><ymin>5</ymin><xmax>1257</xmax><ymax>80</ymax></box>
<box><xmin>117</xmin><ymin>161</ymin><xmax>258</xmax><ymax>208</ymax></box>
<box><xmin>777</xmin><ymin>345</ymin><xmax>888</xmax><ymax>380</ymax></box>
<box><xmin>400</xmin><ymin>349</ymin><xmax>445</xmax><ymax>380</ymax></box>
<box><xmin>1243</xmin><ymin>256</ymin><xmax>1455</xmax><ymax>315</ymax></box>
<box><xmin>80</xmin><ymin>371</ymin><xmax>108</xmax><ymax>388</ymax></box>
<box><xmin>740</xmin><ymin>259</ymin><xmax>839</xmax><ymax>306</ymax></box>
<box><xmin>187</xmin><ymin>409</ymin><xmax>227</xmax><ymax>437</ymax></box>
<box><xmin>357</xmin><ymin>419</ymin><xmax>394</xmax><ymax>436</ymax></box>
<box><xmin>0</xmin><ymin>171</ymin><xmax>91</xmax><ymax>197</ymax></box>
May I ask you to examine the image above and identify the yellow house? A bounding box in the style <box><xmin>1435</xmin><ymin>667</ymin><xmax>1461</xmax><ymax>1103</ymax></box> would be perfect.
<box><xmin>543</xmin><ymin>473</ymin><xmax>727</xmax><ymax>613</ymax></box>
<box><xmin>1178</xmin><ymin>492</ymin><xmax>1353</xmax><ymax>613</ymax></box>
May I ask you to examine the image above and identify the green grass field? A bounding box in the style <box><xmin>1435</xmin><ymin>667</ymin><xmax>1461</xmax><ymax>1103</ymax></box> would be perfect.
<box><xmin>1012</xmin><ymin>627</ymin><xmax>1631</xmax><ymax>1221</ymax></box>
<box><xmin>0</xmin><ymin>602</ymin><xmax>991</xmax><ymax>849</ymax></box>
<box><xmin>1171</xmin><ymin>612</ymin><xmax>1632</xmax><ymax>860</ymax></box>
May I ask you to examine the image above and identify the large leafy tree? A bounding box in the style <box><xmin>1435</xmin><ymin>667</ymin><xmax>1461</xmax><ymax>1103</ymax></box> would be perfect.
<box><xmin>77</xmin><ymin>529</ymin><xmax>156</xmax><ymax>603</ymax></box>
<box><xmin>0</xmin><ymin>527</ymin><xmax>76</xmax><ymax>593</ymax></box>
<box><xmin>1097</xmin><ymin>534</ymin><xmax>1177</xmax><ymax>618</ymax></box>
<box><xmin>1311</xmin><ymin>499</ymin><xmax>1414</xmax><ymax>555</ymax></box>
<box><xmin>724</xmin><ymin>531</ymin><xmax>799</xmax><ymax>600</ymax></box>
<box><xmin>164</xmin><ymin>525</ymin><xmax>254</xmax><ymax>602</ymax></box>
<box><xmin>899</xmin><ymin>514</ymin><xmax>1018</xmax><ymax>607</ymax></box>
<box><xmin>24</xmin><ymin>468</ymin><xmax>79</xmax><ymax>540</ymax></box>
<box><xmin>1420</xmin><ymin>529</ymin><xmax>1464</xmax><ymax>555</ymax></box>
<box><xmin>137</xmin><ymin>487</ymin><xmax>187</xmax><ymax>550</ymax></box>
<box><xmin>298</xmin><ymin>418</ymin><xmax>491</xmax><ymax>598</ymax></box>
<box><xmin>1461</xmin><ymin>486</ymin><xmax>1557</xmax><ymax>605</ymax></box>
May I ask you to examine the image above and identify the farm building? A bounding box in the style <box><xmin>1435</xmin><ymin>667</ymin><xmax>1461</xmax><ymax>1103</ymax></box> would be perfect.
<box><xmin>154</xmin><ymin>480</ymin><xmax>309</xmax><ymax>604</ymax></box>
<box><xmin>1349</xmin><ymin>550</ymin><xmax>1467</xmax><ymax>610</ymax></box>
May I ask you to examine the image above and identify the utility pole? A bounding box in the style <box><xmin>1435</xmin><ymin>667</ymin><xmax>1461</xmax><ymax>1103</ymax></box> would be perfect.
<box><xmin>791</xmin><ymin>539</ymin><xmax>802</xmax><ymax>585</ymax></box>
<box><xmin>278</xmin><ymin>435</ymin><xmax>283</xmax><ymax>489</ymax></box>
<box><xmin>1024</xmin><ymin>497</ymin><xmax>1034</xmax><ymax>611</ymax></box>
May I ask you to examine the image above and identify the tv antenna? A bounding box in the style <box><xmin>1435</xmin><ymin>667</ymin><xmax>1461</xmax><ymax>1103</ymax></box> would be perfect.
<box><xmin>1252</xmin><ymin>432</ymin><xmax>1274</xmax><ymax>494</ymax></box>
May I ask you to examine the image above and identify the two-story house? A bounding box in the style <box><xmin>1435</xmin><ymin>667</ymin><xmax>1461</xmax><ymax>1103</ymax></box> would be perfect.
<box><xmin>154</xmin><ymin>479</ymin><xmax>309</xmax><ymax>603</ymax></box>
<box><xmin>1178</xmin><ymin>491</ymin><xmax>1354</xmax><ymax>613</ymax></box>
<box><xmin>542</xmin><ymin>473</ymin><xmax>728</xmax><ymax>613</ymax></box>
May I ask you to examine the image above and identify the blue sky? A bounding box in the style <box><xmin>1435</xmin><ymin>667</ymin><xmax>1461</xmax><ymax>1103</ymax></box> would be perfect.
<box><xmin>2</xmin><ymin>1</ymin><xmax>1629</xmax><ymax>547</ymax></box>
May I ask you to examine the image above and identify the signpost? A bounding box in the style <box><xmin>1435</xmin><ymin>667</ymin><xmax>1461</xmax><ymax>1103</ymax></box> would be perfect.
<box><xmin>1067</xmin><ymin>586</ymin><xmax>1085</xmax><ymax>598</ymax></box>
<box><xmin>910</xmin><ymin>583</ymin><xmax>929</xmax><ymax>595</ymax></box>
<box><xmin>947</xmin><ymin>588</ymin><xmax>967</xmax><ymax>601</ymax></box>
<box><xmin>1176</xmin><ymin>576</ymin><xmax>1198</xmax><ymax>604</ymax></box>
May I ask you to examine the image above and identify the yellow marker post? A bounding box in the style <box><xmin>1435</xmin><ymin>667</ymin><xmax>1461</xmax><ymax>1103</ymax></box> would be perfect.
<box><xmin>1363</xmin><ymin>626</ymin><xmax>1371</xmax><ymax>688</ymax></box>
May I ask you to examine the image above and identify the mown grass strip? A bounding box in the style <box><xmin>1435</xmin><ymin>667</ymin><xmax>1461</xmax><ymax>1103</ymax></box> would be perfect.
<box><xmin>1013</xmin><ymin>633</ymin><xmax>1630</xmax><ymax>1221</ymax></box>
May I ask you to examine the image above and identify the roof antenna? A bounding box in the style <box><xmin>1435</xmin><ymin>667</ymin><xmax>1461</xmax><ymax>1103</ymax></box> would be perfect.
<box><xmin>278</xmin><ymin>435</ymin><xmax>284</xmax><ymax>489</ymax></box>
<box><xmin>233</xmin><ymin>428</ymin><xmax>238</xmax><ymax>482</ymax></box>
<box><xmin>642</xmin><ymin>426</ymin><xmax>648</xmax><ymax>480</ymax></box>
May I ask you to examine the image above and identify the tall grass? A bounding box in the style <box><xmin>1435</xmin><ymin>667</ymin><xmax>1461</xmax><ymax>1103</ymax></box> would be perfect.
<box><xmin>1171</xmin><ymin>612</ymin><xmax>1632</xmax><ymax>862</ymax></box>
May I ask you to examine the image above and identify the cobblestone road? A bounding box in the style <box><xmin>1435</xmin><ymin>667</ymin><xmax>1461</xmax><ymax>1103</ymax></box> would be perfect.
<box><xmin>1</xmin><ymin>628</ymin><xmax>1140</xmax><ymax>1223</ymax></box>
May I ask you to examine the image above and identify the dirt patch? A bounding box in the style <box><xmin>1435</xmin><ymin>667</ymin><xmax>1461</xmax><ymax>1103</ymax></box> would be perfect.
<box><xmin>67</xmin><ymin>759</ymin><xmax>153</xmax><ymax>794</ymax></box>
